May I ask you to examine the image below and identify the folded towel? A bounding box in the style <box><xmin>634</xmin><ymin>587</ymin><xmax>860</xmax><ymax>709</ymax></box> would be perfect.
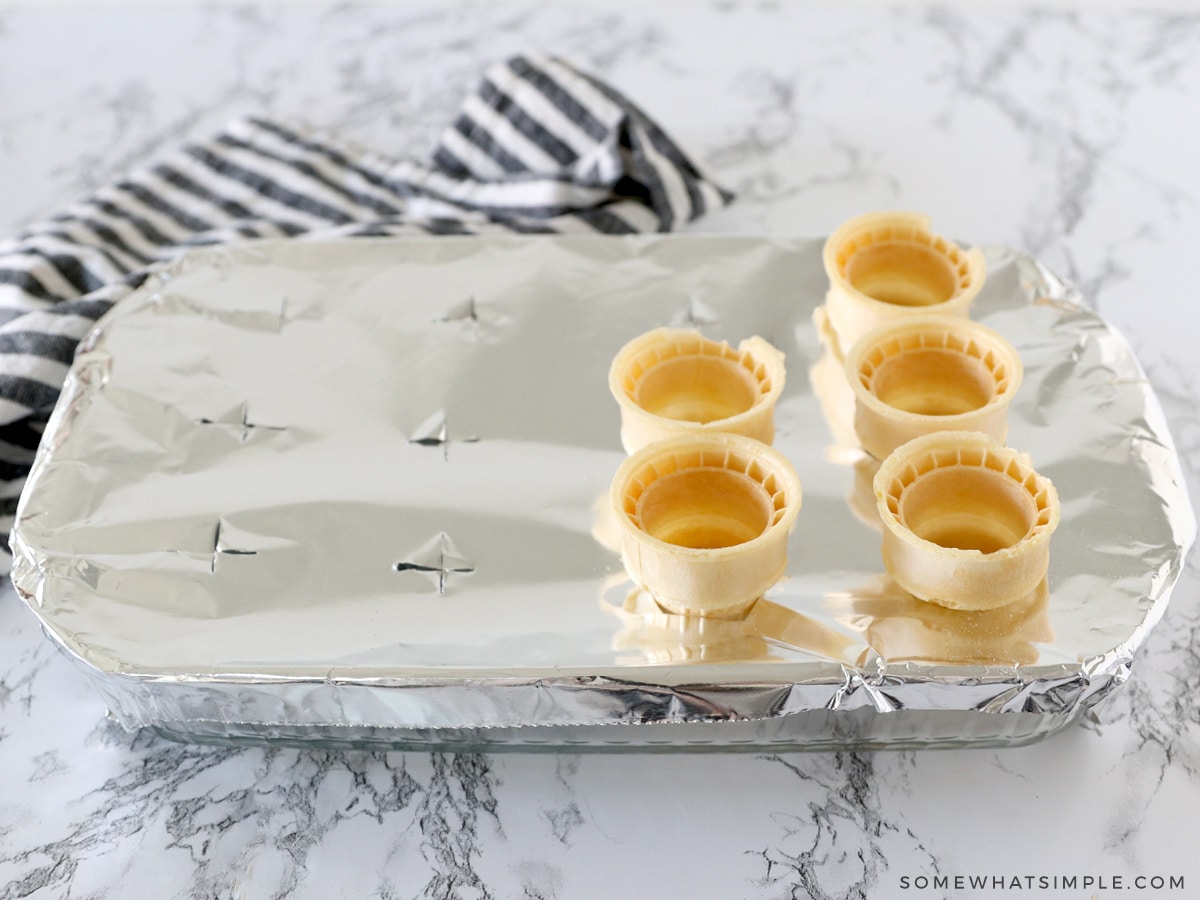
<box><xmin>0</xmin><ymin>53</ymin><xmax>732</xmax><ymax>569</ymax></box>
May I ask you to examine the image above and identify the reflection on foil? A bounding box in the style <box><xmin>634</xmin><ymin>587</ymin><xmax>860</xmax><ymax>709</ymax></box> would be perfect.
<box><xmin>808</xmin><ymin>306</ymin><xmax>861</xmax><ymax>463</ymax></box>
<box><xmin>837</xmin><ymin>575</ymin><xmax>1052</xmax><ymax>667</ymax></box>
<box><xmin>600</xmin><ymin>575</ymin><xmax>858</xmax><ymax>666</ymax></box>
<box><xmin>590</xmin><ymin>491</ymin><xmax>622</xmax><ymax>554</ymax></box>
<box><xmin>809</xmin><ymin>314</ymin><xmax>881</xmax><ymax>533</ymax></box>
<box><xmin>849</xmin><ymin>455</ymin><xmax>882</xmax><ymax>533</ymax></box>
<box><xmin>607</xmin><ymin>583</ymin><xmax>772</xmax><ymax>664</ymax></box>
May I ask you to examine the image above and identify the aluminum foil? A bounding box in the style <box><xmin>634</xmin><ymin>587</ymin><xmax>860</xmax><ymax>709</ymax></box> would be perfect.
<box><xmin>10</xmin><ymin>235</ymin><xmax>1195</xmax><ymax>750</ymax></box>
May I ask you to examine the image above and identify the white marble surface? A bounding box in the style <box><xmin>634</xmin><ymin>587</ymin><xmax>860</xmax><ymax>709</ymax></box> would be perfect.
<box><xmin>2</xmin><ymin>2</ymin><xmax>1199</xmax><ymax>898</ymax></box>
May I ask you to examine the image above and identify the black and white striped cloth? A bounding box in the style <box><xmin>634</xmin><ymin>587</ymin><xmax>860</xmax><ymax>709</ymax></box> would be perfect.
<box><xmin>0</xmin><ymin>53</ymin><xmax>732</xmax><ymax>570</ymax></box>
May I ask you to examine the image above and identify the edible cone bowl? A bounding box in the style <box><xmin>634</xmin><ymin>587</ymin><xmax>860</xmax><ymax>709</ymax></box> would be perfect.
<box><xmin>847</xmin><ymin>314</ymin><xmax>1023</xmax><ymax>460</ymax></box>
<box><xmin>874</xmin><ymin>431</ymin><xmax>1059</xmax><ymax>611</ymax></box>
<box><xmin>823</xmin><ymin>211</ymin><xmax>986</xmax><ymax>356</ymax></box>
<box><xmin>609</xmin><ymin>328</ymin><xmax>786</xmax><ymax>453</ymax></box>
<box><xmin>611</xmin><ymin>432</ymin><xmax>802</xmax><ymax>616</ymax></box>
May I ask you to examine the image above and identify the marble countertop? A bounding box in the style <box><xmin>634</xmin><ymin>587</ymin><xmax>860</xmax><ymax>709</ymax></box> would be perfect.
<box><xmin>2</xmin><ymin>3</ymin><xmax>1198</xmax><ymax>897</ymax></box>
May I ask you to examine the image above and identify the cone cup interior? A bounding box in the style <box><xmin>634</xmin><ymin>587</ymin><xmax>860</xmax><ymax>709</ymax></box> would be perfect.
<box><xmin>609</xmin><ymin>328</ymin><xmax>786</xmax><ymax>453</ymax></box>
<box><xmin>611</xmin><ymin>433</ymin><xmax>801</xmax><ymax>616</ymax></box>
<box><xmin>822</xmin><ymin>212</ymin><xmax>985</xmax><ymax>354</ymax></box>
<box><xmin>874</xmin><ymin>431</ymin><xmax>1059</xmax><ymax>610</ymax></box>
<box><xmin>847</xmin><ymin>316</ymin><xmax>1023</xmax><ymax>459</ymax></box>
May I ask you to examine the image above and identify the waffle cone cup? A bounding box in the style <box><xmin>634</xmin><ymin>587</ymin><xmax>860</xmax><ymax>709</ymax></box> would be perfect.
<box><xmin>609</xmin><ymin>328</ymin><xmax>786</xmax><ymax>453</ymax></box>
<box><xmin>874</xmin><ymin>431</ymin><xmax>1058</xmax><ymax>610</ymax></box>
<box><xmin>611</xmin><ymin>432</ymin><xmax>802</xmax><ymax>616</ymax></box>
<box><xmin>823</xmin><ymin>211</ymin><xmax>985</xmax><ymax>356</ymax></box>
<box><xmin>847</xmin><ymin>315</ymin><xmax>1023</xmax><ymax>460</ymax></box>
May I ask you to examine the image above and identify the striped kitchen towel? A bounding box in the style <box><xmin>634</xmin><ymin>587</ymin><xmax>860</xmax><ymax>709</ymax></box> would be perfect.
<box><xmin>0</xmin><ymin>53</ymin><xmax>732</xmax><ymax>570</ymax></box>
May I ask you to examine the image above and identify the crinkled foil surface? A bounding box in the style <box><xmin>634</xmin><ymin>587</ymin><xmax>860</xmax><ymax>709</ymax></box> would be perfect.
<box><xmin>11</xmin><ymin>236</ymin><xmax>1195</xmax><ymax>750</ymax></box>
